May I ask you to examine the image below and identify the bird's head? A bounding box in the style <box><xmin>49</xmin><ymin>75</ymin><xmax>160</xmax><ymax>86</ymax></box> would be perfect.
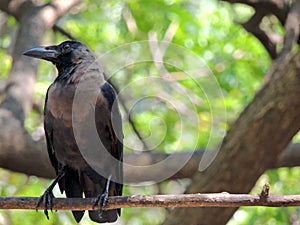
<box><xmin>23</xmin><ymin>40</ymin><xmax>95</xmax><ymax>70</ymax></box>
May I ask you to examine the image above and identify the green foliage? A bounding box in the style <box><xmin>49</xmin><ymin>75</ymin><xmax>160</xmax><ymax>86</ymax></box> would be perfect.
<box><xmin>0</xmin><ymin>0</ymin><xmax>297</xmax><ymax>224</ymax></box>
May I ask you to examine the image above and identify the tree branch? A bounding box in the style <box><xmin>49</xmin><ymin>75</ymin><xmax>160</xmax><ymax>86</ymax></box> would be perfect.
<box><xmin>0</xmin><ymin>142</ymin><xmax>299</xmax><ymax>183</ymax></box>
<box><xmin>53</xmin><ymin>24</ymin><xmax>76</xmax><ymax>40</ymax></box>
<box><xmin>124</xmin><ymin>142</ymin><xmax>300</xmax><ymax>183</ymax></box>
<box><xmin>223</xmin><ymin>0</ymin><xmax>289</xmax><ymax>24</ymax></box>
<box><xmin>223</xmin><ymin>0</ymin><xmax>290</xmax><ymax>59</ymax></box>
<box><xmin>106</xmin><ymin>76</ymin><xmax>151</xmax><ymax>151</ymax></box>
<box><xmin>241</xmin><ymin>10</ymin><xmax>277</xmax><ymax>59</ymax></box>
<box><xmin>2</xmin><ymin>192</ymin><xmax>300</xmax><ymax>211</ymax></box>
<box><xmin>279</xmin><ymin>0</ymin><xmax>300</xmax><ymax>58</ymax></box>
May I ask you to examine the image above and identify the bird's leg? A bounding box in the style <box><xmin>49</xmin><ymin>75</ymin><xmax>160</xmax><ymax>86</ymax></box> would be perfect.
<box><xmin>92</xmin><ymin>174</ymin><xmax>112</xmax><ymax>217</ymax></box>
<box><xmin>36</xmin><ymin>169</ymin><xmax>66</xmax><ymax>219</ymax></box>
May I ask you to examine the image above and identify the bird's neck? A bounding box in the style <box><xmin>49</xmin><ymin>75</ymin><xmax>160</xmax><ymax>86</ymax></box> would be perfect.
<box><xmin>55</xmin><ymin>64</ymin><xmax>78</xmax><ymax>84</ymax></box>
<box><xmin>55</xmin><ymin>62</ymin><xmax>105</xmax><ymax>86</ymax></box>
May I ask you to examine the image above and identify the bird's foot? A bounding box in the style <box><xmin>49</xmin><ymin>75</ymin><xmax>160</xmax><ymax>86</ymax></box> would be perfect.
<box><xmin>36</xmin><ymin>189</ymin><xmax>55</xmax><ymax>220</ymax></box>
<box><xmin>92</xmin><ymin>189</ymin><xmax>109</xmax><ymax>218</ymax></box>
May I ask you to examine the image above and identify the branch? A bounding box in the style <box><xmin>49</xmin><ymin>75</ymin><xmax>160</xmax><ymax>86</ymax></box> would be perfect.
<box><xmin>279</xmin><ymin>0</ymin><xmax>300</xmax><ymax>58</ymax></box>
<box><xmin>106</xmin><ymin>76</ymin><xmax>151</xmax><ymax>151</ymax></box>
<box><xmin>124</xmin><ymin>142</ymin><xmax>300</xmax><ymax>183</ymax></box>
<box><xmin>53</xmin><ymin>24</ymin><xmax>76</xmax><ymax>40</ymax></box>
<box><xmin>241</xmin><ymin>10</ymin><xmax>277</xmax><ymax>59</ymax></box>
<box><xmin>223</xmin><ymin>0</ymin><xmax>290</xmax><ymax>59</ymax></box>
<box><xmin>2</xmin><ymin>193</ymin><xmax>300</xmax><ymax>211</ymax></box>
<box><xmin>0</xmin><ymin>141</ymin><xmax>299</xmax><ymax>183</ymax></box>
<box><xmin>223</xmin><ymin>0</ymin><xmax>289</xmax><ymax>24</ymax></box>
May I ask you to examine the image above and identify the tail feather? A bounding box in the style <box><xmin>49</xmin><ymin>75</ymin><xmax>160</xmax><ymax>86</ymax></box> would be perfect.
<box><xmin>81</xmin><ymin>169</ymin><xmax>119</xmax><ymax>223</ymax></box>
<box><xmin>88</xmin><ymin>210</ymin><xmax>118</xmax><ymax>223</ymax></box>
<box><xmin>64</xmin><ymin>169</ymin><xmax>85</xmax><ymax>223</ymax></box>
<box><xmin>71</xmin><ymin>211</ymin><xmax>85</xmax><ymax>223</ymax></box>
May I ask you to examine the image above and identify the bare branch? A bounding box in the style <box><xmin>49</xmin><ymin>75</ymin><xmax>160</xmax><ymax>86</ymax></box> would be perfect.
<box><xmin>53</xmin><ymin>24</ymin><xmax>76</xmax><ymax>40</ymax></box>
<box><xmin>47</xmin><ymin>0</ymin><xmax>82</xmax><ymax>20</ymax></box>
<box><xmin>124</xmin><ymin>143</ymin><xmax>300</xmax><ymax>183</ymax></box>
<box><xmin>279</xmin><ymin>0</ymin><xmax>300</xmax><ymax>58</ymax></box>
<box><xmin>241</xmin><ymin>9</ymin><xmax>277</xmax><ymax>58</ymax></box>
<box><xmin>106</xmin><ymin>76</ymin><xmax>151</xmax><ymax>151</ymax></box>
<box><xmin>0</xmin><ymin>142</ymin><xmax>300</xmax><ymax>183</ymax></box>
<box><xmin>2</xmin><ymin>192</ymin><xmax>300</xmax><ymax>211</ymax></box>
<box><xmin>223</xmin><ymin>0</ymin><xmax>290</xmax><ymax>59</ymax></box>
<box><xmin>223</xmin><ymin>0</ymin><xmax>289</xmax><ymax>24</ymax></box>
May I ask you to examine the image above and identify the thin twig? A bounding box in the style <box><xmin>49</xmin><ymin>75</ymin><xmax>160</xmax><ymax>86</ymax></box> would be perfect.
<box><xmin>260</xmin><ymin>183</ymin><xmax>270</xmax><ymax>201</ymax></box>
<box><xmin>53</xmin><ymin>24</ymin><xmax>76</xmax><ymax>40</ymax></box>
<box><xmin>2</xmin><ymin>193</ymin><xmax>300</xmax><ymax>211</ymax></box>
<box><xmin>106</xmin><ymin>76</ymin><xmax>150</xmax><ymax>151</ymax></box>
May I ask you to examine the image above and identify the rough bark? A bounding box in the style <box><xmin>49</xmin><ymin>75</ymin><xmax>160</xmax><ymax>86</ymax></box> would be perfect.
<box><xmin>163</xmin><ymin>48</ymin><xmax>300</xmax><ymax>225</ymax></box>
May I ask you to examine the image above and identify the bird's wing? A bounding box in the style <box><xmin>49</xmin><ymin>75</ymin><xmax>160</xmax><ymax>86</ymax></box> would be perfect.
<box><xmin>97</xmin><ymin>81</ymin><xmax>123</xmax><ymax>196</ymax></box>
<box><xmin>81</xmin><ymin>81</ymin><xmax>123</xmax><ymax>222</ymax></box>
<box><xmin>44</xmin><ymin>86</ymin><xmax>59</xmax><ymax>174</ymax></box>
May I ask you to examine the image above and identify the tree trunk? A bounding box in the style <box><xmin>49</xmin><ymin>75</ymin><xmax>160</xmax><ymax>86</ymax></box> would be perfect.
<box><xmin>0</xmin><ymin>0</ymin><xmax>81</xmax><ymax>179</ymax></box>
<box><xmin>163</xmin><ymin>52</ymin><xmax>300</xmax><ymax>225</ymax></box>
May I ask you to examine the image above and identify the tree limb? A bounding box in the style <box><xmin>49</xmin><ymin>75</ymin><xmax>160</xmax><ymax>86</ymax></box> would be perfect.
<box><xmin>2</xmin><ymin>192</ymin><xmax>300</xmax><ymax>211</ymax></box>
<box><xmin>106</xmin><ymin>76</ymin><xmax>151</xmax><ymax>151</ymax></box>
<box><xmin>124</xmin><ymin>142</ymin><xmax>300</xmax><ymax>183</ymax></box>
<box><xmin>53</xmin><ymin>24</ymin><xmax>76</xmax><ymax>40</ymax></box>
<box><xmin>223</xmin><ymin>0</ymin><xmax>290</xmax><ymax>59</ymax></box>
<box><xmin>0</xmin><ymin>142</ymin><xmax>299</xmax><ymax>183</ymax></box>
<box><xmin>241</xmin><ymin>9</ymin><xmax>277</xmax><ymax>59</ymax></box>
<box><xmin>223</xmin><ymin>0</ymin><xmax>289</xmax><ymax>24</ymax></box>
<box><xmin>279</xmin><ymin>0</ymin><xmax>300</xmax><ymax>58</ymax></box>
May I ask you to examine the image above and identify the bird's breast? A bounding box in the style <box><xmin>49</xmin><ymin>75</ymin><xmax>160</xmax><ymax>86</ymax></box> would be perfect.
<box><xmin>47</xmin><ymin>81</ymin><xmax>106</xmax><ymax>127</ymax></box>
<box><xmin>47</xmin><ymin>83</ymin><xmax>76</xmax><ymax>127</ymax></box>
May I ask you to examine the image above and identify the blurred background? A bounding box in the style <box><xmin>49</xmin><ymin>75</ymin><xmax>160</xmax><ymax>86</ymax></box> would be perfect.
<box><xmin>0</xmin><ymin>0</ymin><xmax>300</xmax><ymax>224</ymax></box>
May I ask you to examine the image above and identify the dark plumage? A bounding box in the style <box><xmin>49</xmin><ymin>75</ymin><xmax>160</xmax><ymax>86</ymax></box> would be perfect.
<box><xmin>23</xmin><ymin>41</ymin><xmax>123</xmax><ymax>223</ymax></box>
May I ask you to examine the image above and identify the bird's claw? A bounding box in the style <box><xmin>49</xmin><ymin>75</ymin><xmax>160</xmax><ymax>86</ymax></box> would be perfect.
<box><xmin>36</xmin><ymin>189</ymin><xmax>55</xmax><ymax>220</ymax></box>
<box><xmin>92</xmin><ymin>191</ymin><xmax>109</xmax><ymax>218</ymax></box>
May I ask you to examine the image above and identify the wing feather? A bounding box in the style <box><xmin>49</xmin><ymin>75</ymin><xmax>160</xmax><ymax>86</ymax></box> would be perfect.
<box><xmin>44</xmin><ymin>87</ymin><xmax>59</xmax><ymax>174</ymax></box>
<box><xmin>97</xmin><ymin>82</ymin><xmax>123</xmax><ymax>213</ymax></box>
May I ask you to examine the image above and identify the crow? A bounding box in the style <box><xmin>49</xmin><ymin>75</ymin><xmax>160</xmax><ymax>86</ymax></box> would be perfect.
<box><xmin>23</xmin><ymin>40</ymin><xmax>123</xmax><ymax>223</ymax></box>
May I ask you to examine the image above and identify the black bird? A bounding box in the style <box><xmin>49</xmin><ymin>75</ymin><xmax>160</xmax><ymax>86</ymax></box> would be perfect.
<box><xmin>23</xmin><ymin>41</ymin><xmax>123</xmax><ymax>223</ymax></box>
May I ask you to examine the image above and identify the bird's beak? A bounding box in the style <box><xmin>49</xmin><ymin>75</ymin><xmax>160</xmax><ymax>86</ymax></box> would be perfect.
<box><xmin>23</xmin><ymin>46</ymin><xmax>60</xmax><ymax>62</ymax></box>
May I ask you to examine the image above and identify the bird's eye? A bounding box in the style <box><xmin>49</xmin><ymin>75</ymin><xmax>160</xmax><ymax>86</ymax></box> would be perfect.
<box><xmin>63</xmin><ymin>44</ymin><xmax>70</xmax><ymax>50</ymax></box>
